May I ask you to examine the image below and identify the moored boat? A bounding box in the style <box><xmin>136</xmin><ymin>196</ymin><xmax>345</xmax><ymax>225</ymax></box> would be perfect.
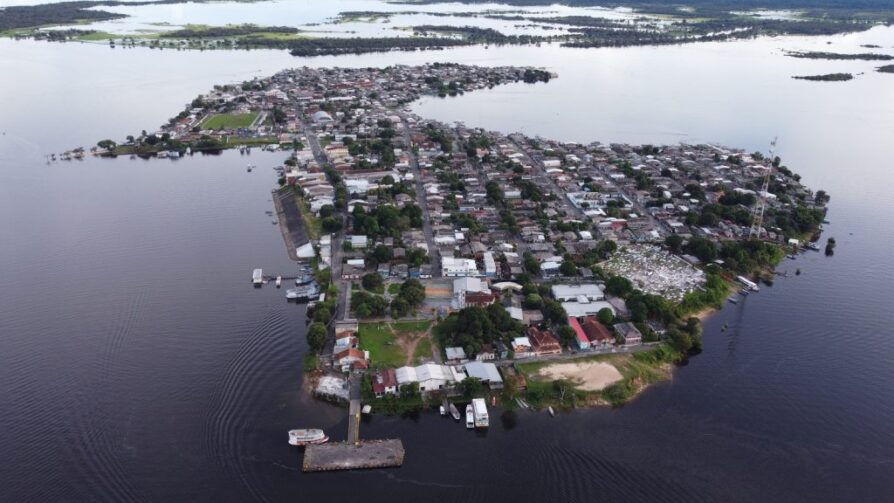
<box><xmin>449</xmin><ymin>402</ymin><xmax>461</xmax><ymax>421</ymax></box>
<box><xmin>288</xmin><ymin>429</ymin><xmax>328</xmax><ymax>446</ymax></box>
<box><xmin>465</xmin><ymin>405</ymin><xmax>474</xmax><ymax>429</ymax></box>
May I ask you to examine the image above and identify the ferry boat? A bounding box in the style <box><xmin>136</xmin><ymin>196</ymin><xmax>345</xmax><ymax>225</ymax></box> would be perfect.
<box><xmin>286</xmin><ymin>283</ymin><xmax>319</xmax><ymax>301</ymax></box>
<box><xmin>465</xmin><ymin>405</ymin><xmax>475</xmax><ymax>429</ymax></box>
<box><xmin>472</xmin><ymin>398</ymin><xmax>489</xmax><ymax>428</ymax></box>
<box><xmin>288</xmin><ymin>429</ymin><xmax>328</xmax><ymax>446</ymax></box>
<box><xmin>449</xmin><ymin>402</ymin><xmax>461</xmax><ymax>421</ymax></box>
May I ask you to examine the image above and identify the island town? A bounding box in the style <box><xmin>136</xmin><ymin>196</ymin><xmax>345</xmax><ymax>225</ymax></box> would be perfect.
<box><xmin>85</xmin><ymin>63</ymin><xmax>828</xmax><ymax>472</ymax></box>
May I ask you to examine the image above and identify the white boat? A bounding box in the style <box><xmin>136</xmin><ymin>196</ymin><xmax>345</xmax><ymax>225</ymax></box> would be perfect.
<box><xmin>288</xmin><ymin>429</ymin><xmax>328</xmax><ymax>446</ymax></box>
<box><xmin>548</xmin><ymin>406</ymin><xmax>555</xmax><ymax>417</ymax></box>
<box><xmin>472</xmin><ymin>398</ymin><xmax>489</xmax><ymax>428</ymax></box>
<box><xmin>465</xmin><ymin>404</ymin><xmax>474</xmax><ymax>429</ymax></box>
<box><xmin>449</xmin><ymin>402</ymin><xmax>461</xmax><ymax>421</ymax></box>
<box><xmin>439</xmin><ymin>405</ymin><xmax>446</xmax><ymax>416</ymax></box>
<box><xmin>361</xmin><ymin>404</ymin><xmax>372</xmax><ymax>414</ymax></box>
<box><xmin>285</xmin><ymin>288</ymin><xmax>300</xmax><ymax>300</ymax></box>
<box><xmin>275</xmin><ymin>276</ymin><xmax>282</xmax><ymax>288</ymax></box>
<box><xmin>252</xmin><ymin>268</ymin><xmax>263</xmax><ymax>285</ymax></box>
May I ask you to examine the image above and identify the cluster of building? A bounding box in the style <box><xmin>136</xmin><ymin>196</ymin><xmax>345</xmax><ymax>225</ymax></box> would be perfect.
<box><xmin>369</xmin><ymin>358</ymin><xmax>506</xmax><ymax>398</ymax></box>
<box><xmin>147</xmin><ymin>65</ymin><xmax>823</xmax><ymax>394</ymax></box>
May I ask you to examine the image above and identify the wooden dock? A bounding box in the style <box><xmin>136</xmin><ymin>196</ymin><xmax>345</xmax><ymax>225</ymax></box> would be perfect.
<box><xmin>303</xmin><ymin>440</ymin><xmax>405</xmax><ymax>472</ymax></box>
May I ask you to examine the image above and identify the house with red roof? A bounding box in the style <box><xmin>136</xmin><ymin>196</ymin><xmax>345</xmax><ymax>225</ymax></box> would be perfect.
<box><xmin>567</xmin><ymin>317</ymin><xmax>590</xmax><ymax>350</ymax></box>
<box><xmin>372</xmin><ymin>368</ymin><xmax>398</xmax><ymax>397</ymax></box>
<box><xmin>581</xmin><ymin>317</ymin><xmax>616</xmax><ymax>347</ymax></box>
<box><xmin>527</xmin><ymin>327</ymin><xmax>562</xmax><ymax>356</ymax></box>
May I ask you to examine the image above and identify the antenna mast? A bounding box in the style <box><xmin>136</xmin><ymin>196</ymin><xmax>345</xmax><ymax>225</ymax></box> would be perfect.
<box><xmin>749</xmin><ymin>137</ymin><xmax>776</xmax><ymax>238</ymax></box>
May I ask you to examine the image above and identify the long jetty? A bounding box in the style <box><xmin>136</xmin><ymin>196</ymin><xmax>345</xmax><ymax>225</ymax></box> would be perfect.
<box><xmin>302</xmin><ymin>374</ymin><xmax>405</xmax><ymax>472</ymax></box>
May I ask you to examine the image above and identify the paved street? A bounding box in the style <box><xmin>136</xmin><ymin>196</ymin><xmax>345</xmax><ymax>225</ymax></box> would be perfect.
<box><xmin>397</xmin><ymin>112</ymin><xmax>441</xmax><ymax>278</ymax></box>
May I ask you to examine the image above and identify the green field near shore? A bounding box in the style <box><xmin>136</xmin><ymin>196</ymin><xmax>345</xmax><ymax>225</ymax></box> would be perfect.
<box><xmin>359</xmin><ymin>322</ymin><xmax>405</xmax><ymax>368</ymax></box>
<box><xmin>203</xmin><ymin>112</ymin><xmax>258</xmax><ymax>130</ymax></box>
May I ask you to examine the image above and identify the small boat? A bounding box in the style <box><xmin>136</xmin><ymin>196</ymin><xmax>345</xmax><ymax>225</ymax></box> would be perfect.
<box><xmin>728</xmin><ymin>296</ymin><xmax>738</xmax><ymax>304</ymax></box>
<box><xmin>548</xmin><ymin>406</ymin><xmax>555</xmax><ymax>417</ymax></box>
<box><xmin>246</xmin><ymin>164</ymin><xmax>254</xmax><ymax>172</ymax></box>
<box><xmin>449</xmin><ymin>402</ymin><xmax>461</xmax><ymax>421</ymax></box>
<box><xmin>252</xmin><ymin>268</ymin><xmax>263</xmax><ymax>286</ymax></box>
<box><xmin>285</xmin><ymin>288</ymin><xmax>300</xmax><ymax>300</ymax></box>
<box><xmin>275</xmin><ymin>276</ymin><xmax>282</xmax><ymax>288</ymax></box>
<box><xmin>295</xmin><ymin>274</ymin><xmax>314</xmax><ymax>285</ymax></box>
<box><xmin>439</xmin><ymin>405</ymin><xmax>446</xmax><ymax>416</ymax></box>
<box><xmin>288</xmin><ymin>429</ymin><xmax>328</xmax><ymax>446</ymax></box>
<box><xmin>465</xmin><ymin>405</ymin><xmax>475</xmax><ymax>429</ymax></box>
<box><xmin>361</xmin><ymin>405</ymin><xmax>372</xmax><ymax>414</ymax></box>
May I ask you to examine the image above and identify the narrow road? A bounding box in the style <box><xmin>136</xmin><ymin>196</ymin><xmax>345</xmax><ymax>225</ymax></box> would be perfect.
<box><xmin>300</xmin><ymin>113</ymin><xmax>350</xmax><ymax>320</ymax></box>
<box><xmin>397</xmin><ymin>112</ymin><xmax>440</xmax><ymax>278</ymax></box>
<box><xmin>493</xmin><ymin>342</ymin><xmax>660</xmax><ymax>367</ymax></box>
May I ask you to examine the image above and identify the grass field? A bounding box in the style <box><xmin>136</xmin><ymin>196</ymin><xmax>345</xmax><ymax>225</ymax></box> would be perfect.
<box><xmin>203</xmin><ymin>112</ymin><xmax>258</xmax><ymax>130</ymax></box>
<box><xmin>413</xmin><ymin>337</ymin><xmax>433</xmax><ymax>362</ymax></box>
<box><xmin>392</xmin><ymin>320</ymin><xmax>431</xmax><ymax>335</ymax></box>
<box><xmin>358</xmin><ymin>323</ymin><xmax>406</xmax><ymax>368</ymax></box>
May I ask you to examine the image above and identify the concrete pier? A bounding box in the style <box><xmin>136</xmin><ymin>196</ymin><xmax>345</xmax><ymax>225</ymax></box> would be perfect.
<box><xmin>303</xmin><ymin>440</ymin><xmax>405</xmax><ymax>472</ymax></box>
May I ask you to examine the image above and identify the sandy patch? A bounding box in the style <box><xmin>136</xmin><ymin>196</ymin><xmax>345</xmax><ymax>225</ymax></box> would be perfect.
<box><xmin>536</xmin><ymin>361</ymin><xmax>624</xmax><ymax>391</ymax></box>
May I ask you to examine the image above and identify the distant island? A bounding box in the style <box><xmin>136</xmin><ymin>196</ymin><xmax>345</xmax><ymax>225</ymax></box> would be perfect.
<box><xmin>878</xmin><ymin>65</ymin><xmax>894</xmax><ymax>73</ymax></box>
<box><xmin>785</xmin><ymin>51</ymin><xmax>894</xmax><ymax>61</ymax></box>
<box><xmin>793</xmin><ymin>73</ymin><xmax>854</xmax><ymax>81</ymax></box>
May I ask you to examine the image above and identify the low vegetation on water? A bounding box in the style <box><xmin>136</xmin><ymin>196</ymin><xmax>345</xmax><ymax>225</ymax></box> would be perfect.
<box><xmin>793</xmin><ymin>73</ymin><xmax>854</xmax><ymax>81</ymax></box>
<box><xmin>785</xmin><ymin>51</ymin><xmax>894</xmax><ymax>60</ymax></box>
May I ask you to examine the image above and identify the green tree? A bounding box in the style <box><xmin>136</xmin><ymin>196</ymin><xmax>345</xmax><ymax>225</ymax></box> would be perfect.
<box><xmin>398</xmin><ymin>279</ymin><xmax>426</xmax><ymax>307</ymax></box>
<box><xmin>362</xmin><ymin>273</ymin><xmax>383</xmax><ymax>291</ymax></box>
<box><xmin>458</xmin><ymin>377</ymin><xmax>483</xmax><ymax>398</ymax></box>
<box><xmin>605</xmin><ymin>276</ymin><xmax>633</xmax><ymax>298</ymax></box>
<box><xmin>559</xmin><ymin>261</ymin><xmax>578</xmax><ymax>277</ymax></box>
<box><xmin>307</xmin><ymin>322</ymin><xmax>327</xmax><ymax>351</ymax></box>
<box><xmin>665</xmin><ymin>234</ymin><xmax>683</xmax><ymax>252</ymax></box>
<box><xmin>557</xmin><ymin>325</ymin><xmax>576</xmax><ymax>347</ymax></box>
<box><xmin>597</xmin><ymin>307</ymin><xmax>614</xmax><ymax>325</ymax></box>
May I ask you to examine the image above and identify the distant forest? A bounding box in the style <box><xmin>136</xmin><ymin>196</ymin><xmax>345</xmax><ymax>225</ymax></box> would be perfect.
<box><xmin>399</xmin><ymin>0</ymin><xmax>894</xmax><ymax>10</ymax></box>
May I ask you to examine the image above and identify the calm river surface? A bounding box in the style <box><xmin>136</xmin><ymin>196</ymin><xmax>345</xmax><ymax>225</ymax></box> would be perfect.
<box><xmin>1</xmin><ymin>14</ymin><xmax>894</xmax><ymax>502</ymax></box>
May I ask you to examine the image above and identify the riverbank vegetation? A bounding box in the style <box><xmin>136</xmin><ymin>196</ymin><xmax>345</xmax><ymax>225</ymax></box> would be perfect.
<box><xmin>515</xmin><ymin>344</ymin><xmax>680</xmax><ymax>409</ymax></box>
<box><xmin>878</xmin><ymin>64</ymin><xmax>894</xmax><ymax>73</ymax></box>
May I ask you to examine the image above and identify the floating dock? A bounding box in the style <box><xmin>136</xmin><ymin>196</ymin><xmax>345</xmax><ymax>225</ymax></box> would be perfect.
<box><xmin>303</xmin><ymin>439</ymin><xmax>405</xmax><ymax>472</ymax></box>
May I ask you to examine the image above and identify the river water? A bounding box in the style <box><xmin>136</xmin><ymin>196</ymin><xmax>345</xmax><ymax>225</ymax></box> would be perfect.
<box><xmin>1</xmin><ymin>13</ymin><xmax>894</xmax><ymax>503</ymax></box>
